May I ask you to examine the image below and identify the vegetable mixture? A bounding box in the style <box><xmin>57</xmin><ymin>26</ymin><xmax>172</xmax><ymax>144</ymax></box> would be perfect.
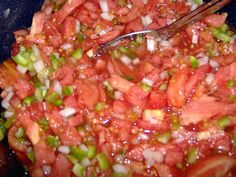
<box><xmin>0</xmin><ymin>0</ymin><xmax>236</xmax><ymax>176</ymax></box>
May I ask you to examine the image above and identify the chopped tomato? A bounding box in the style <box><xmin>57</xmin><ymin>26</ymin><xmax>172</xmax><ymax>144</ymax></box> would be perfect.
<box><xmin>30</xmin><ymin>12</ymin><xmax>45</xmax><ymax>35</ymax></box>
<box><xmin>204</xmin><ymin>13</ymin><xmax>228</xmax><ymax>28</ymax></box>
<box><xmin>14</xmin><ymin>79</ymin><xmax>35</xmax><ymax>99</ymax></box>
<box><xmin>61</xmin><ymin>16</ymin><xmax>76</xmax><ymax>39</ymax></box>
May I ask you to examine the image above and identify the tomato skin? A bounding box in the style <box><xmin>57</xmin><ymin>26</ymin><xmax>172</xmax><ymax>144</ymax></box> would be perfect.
<box><xmin>167</xmin><ymin>69</ymin><xmax>189</xmax><ymax>107</ymax></box>
<box><xmin>147</xmin><ymin>91</ymin><xmax>167</xmax><ymax>109</ymax></box>
<box><xmin>125</xmin><ymin>86</ymin><xmax>149</xmax><ymax>107</ymax></box>
<box><xmin>49</xmin><ymin>154</ymin><xmax>73</xmax><ymax>177</ymax></box>
<box><xmin>204</xmin><ymin>13</ymin><xmax>228</xmax><ymax>28</ymax></box>
<box><xmin>186</xmin><ymin>155</ymin><xmax>236</xmax><ymax>177</ymax></box>
<box><xmin>61</xmin><ymin>16</ymin><xmax>76</xmax><ymax>39</ymax></box>
<box><xmin>28</xmin><ymin>102</ymin><xmax>44</xmax><ymax>121</ymax></box>
<box><xmin>14</xmin><ymin>79</ymin><xmax>35</xmax><ymax>99</ymax></box>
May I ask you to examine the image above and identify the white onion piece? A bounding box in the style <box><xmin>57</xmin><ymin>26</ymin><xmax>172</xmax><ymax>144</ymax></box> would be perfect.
<box><xmin>75</xmin><ymin>20</ymin><xmax>81</xmax><ymax>33</ymax></box>
<box><xmin>138</xmin><ymin>133</ymin><xmax>149</xmax><ymax>140</ymax></box>
<box><xmin>86</xmin><ymin>49</ymin><xmax>94</xmax><ymax>57</ymax></box>
<box><xmin>34</xmin><ymin>60</ymin><xmax>45</xmax><ymax>73</ymax></box>
<box><xmin>120</xmin><ymin>55</ymin><xmax>132</xmax><ymax>65</ymax></box>
<box><xmin>60</xmin><ymin>43</ymin><xmax>73</xmax><ymax>50</ymax></box>
<box><xmin>5</xmin><ymin>87</ymin><xmax>13</xmax><ymax>92</ymax></box>
<box><xmin>192</xmin><ymin>34</ymin><xmax>198</xmax><ymax>44</ymax></box>
<box><xmin>205</xmin><ymin>73</ymin><xmax>215</xmax><ymax>85</ymax></box>
<box><xmin>99</xmin><ymin>0</ymin><xmax>109</xmax><ymax>13</ymax></box>
<box><xmin>141</xmin><ymin>15</ymin><xmax>153</xmax><ymax>27</ymax></box>
<box><xmin>142</xmin><ymin>148</ymin><xmax>164</xmax><ymax>166</ymax></box>
<box><xmin>100</xmin><ymin>12</ymin><xmax>114</xmax><ymax>21</ymax></box>
<box><xmin>5</xmin><ymin>92</ymin><xmax>14</xmax><ymax>102</ymax></box>
<box><xmin>147</xmin><ymin>38</ymin><xmax>157</xmax><ymax>52</ymax></box>
<box><xmin>16</xmin><ymin>65</ymin><xmax>28</xmax><ymax>74</ymax></box>
<box><xmin>45</xmin><ymin>79</ymin><xmax>50</xmax><ymax>89</ymax></box>
<box><xmin>53</xmin><ymin>80</ymin><xmax>62</xmax><ymax>95</ymax></box>
<box><xmin>159</xmin><ymin>40</ymin><xmax>170</xmax><ymax>48</ymax></box>
<box><xmin>209</xmin><ymin>60</ymin><xmax>219</xmax><ymax>68</ymax></box>
<box><xmin>58</xmin><ymin>145</ymin><xmax>70</xmax><ymax>154</ymax></box>
<box><xmin>142</xmin><ymin>77</ymin><xmax>154</xmax><ymax>86</ymax></box>
<box><xmin>1</xmin><ymin>100</ymin><xmax>10</xmax><ymax>109</ymax></box>
<box><xmin>114</xmin><ymin>91</ymin><xmax>123</xmax><ymax>100</ymax></box>
<box><xmin>81</xmin><ymin>158</ymin><xmax>91</xmax><ymax>167</ymax></box>
<box><xmin>198</xmin><ymin>55</ymin><xmax>209</xmax><ymax>66</ymax></box>
<box><xmin>132</xmin><ymin>58</ymin><xmax>140</xmax><ymax>65</ymax></box>
<box><xmin>59</xmin><ymin>107</ymin><xmax>77</xmax><ymax>118</ymax></box>
<box><xmin>113</xmin><ymin>164</ymin><xmax>129</xmax><ymax>174</ymax></box>
<box><xmin>32</xmin><ymin>45</ymin><xmax>42</xmax><ymax>61</ymax></box>
<box><xmin>160</xmin><ymin>70</ymin><xmax>168</xmax><ymax>80</ymax></box>
<box><xmin>4</xmin><ymin>111</ymin><xmax>14</xmax><ymax>118</ymax></box>
<box><xmin>42</xmin><ymin>165</ymin><xmax>51</xmax><ymax>176</ymax></box>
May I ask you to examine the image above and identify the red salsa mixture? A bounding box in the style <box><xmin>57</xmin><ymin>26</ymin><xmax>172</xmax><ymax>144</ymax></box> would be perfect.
<box><xmin>0</xmin><ymin>0</ymin><xmax>236</xmax><ymax>176</ymax></box>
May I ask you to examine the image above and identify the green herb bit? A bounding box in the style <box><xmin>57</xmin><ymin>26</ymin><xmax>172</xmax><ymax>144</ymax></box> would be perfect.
<box><xmin>140</xmin><ymin>83</ymin><xmax>152</xmax><ymax>92</ymax></box>
<box><xmin>70</xmin><ymin>145</ymin><xmax>88</xmax><ymax>161</ymax></box>
<box><xmin>96</xmin><ymin>153</ymin><xmax>109</xmax><ymax>170</ymax></box>
<box><xmin>192</xmin><ymin>0</ymin><xmax>203</xmax><ymax>5</ymax></box>
<box><xmin>110</xmin><ymin>49</ymin><xmax>121</xmax><ymax>59</ymax></box>
<box><xmin>155</xmin><ymin>132</ymin><xmax>171</xmax><ymax>144</ymax></box>
<box><xmin>72</xmin><ymin>163</ymin><xmax>85</xmax><ymax>177</ymax></box>
<box><xmin>232</xmin><ymin>134</ymin><xmax>236</xmax><ymax>147</ymax></box>
<box><xmin>219</xmin><ymin>23</ymin><xmax>229</xmax><ymax>33</ymax></box>
<box><xmin>118</xmin><ymin>46</ymin><xmax>137</xmax><ymax>59</ymax></box>
<box><xmin>38</xmin><ymin>118</ymin><xmax>48</xmax><ymax>130</ymax></box>
<box><xmin>77</xmin><ymin>33</ymin><xmax>85</xmax><ymax>42</ymax></box>
<box><xmin>47</xmin><ymin>92</ymin><xmax>63</xmax><ymax>106</ymax></box>
<box><xmin>217</xmin><ymin>116</ymin><xmax>231</xmax><ymax>129</ymax></box>
<box><xmin>187</xmin><ymin>148</ymin><xmax>198</xmax><ymax>164</ymax></box>
<box><xmin>159</xmin><ymin>83</ymin><xmax>167</xmax><ymax>91</ymax></box>
<box><xmin>50</xmin><ymin>54</ymin><xmax>60</xmax><ymax>70</ymax></box>
<box><xmin>35</xmin><ymin>88</ymin><xmax>44</xmax><ymax>102</ymax></box>
<box><xmin>33</xmin><ymin>76</ymin><xmax>41</xmax><ymax>88</ymax></box>
<box><xmin>189</xmin><ymin>56</ymin><xmax>199</xmax><ymax>69</ymax></box>
<box><xmin>87</xmin><ymin>145</ymin><xmax>96</xmax><ymax>159</ymax></box>
<box><xmin>67</xmin><ymin>154</ymin><xmax>78</xmax><ymax>164</ymax></box>
<box><xmin>227</xmin><ymin>79</ymin><xmax>235</xmax><ymax>88</ymax></box>
<box><xmin>72</xmin><ymin>48</ymin><xmax>83</xmax><ymax>60</ymax></box>
<box><xmin>117</xmin><ymin>0</ymin><xmax>126</xmax><ymax>6</ymax></box>
<box><xmin>46</xmin><ymin>135</ymin><xmax>60</xmax><ymax>147</ymax></box>
<box><xmin>13</xmin><ymin>53</ymin><xmax>29</xmax><ymax>66</ymax></box>
<box><xmin>27</xmin><ymin>151</ymin><xmax>35</xmax><ymax>164</ymax></box>
<box><xmin>15</xmin><ymin>127</ymin><xmax>25</xmax><ymax>139</ymax></box>
<box><xmin>95</xmin><ymin>102</ymin><xmax>105</xmax><ymax>112</ymax></box>
<box><xmin>0</xmin><ymin>125</ymin><xmax>6</xmax><ymax>141</ymax></box>
<box><xmin>171</xmin><ymin>115</ymin><xmax>180</xmax><ymax>131</ymax></box>
<box><xmin>4</xmin><ymin>116</ymin><xmax>15</xmax><ymax>129</ymax></box>
<box><xmin>62</xmin><ymin>86</ymin><xmax>74</xmax><ymax>96</ymax></box>
<box><xmin>129</xmin><ymin>41</ymin><xmax>139</xmax><ymax>48</ymax></box>
<box><xmin>122</xmin><ymin>75</ymin><xmax>134</xmax><ymax>81</ymax></box>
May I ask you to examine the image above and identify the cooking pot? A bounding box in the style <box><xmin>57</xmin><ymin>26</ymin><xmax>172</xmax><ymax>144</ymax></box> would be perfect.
<box><xmin>0</xmin><ymin>0</ymin><xmax>235</xmax><ymax>176</ymax></box>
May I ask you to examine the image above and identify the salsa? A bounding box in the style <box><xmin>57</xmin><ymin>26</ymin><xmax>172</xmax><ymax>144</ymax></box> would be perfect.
<box><xmin>0</xmin><ymin>0</ymin><xmax>236</xmax><ymax>176</ymax></box>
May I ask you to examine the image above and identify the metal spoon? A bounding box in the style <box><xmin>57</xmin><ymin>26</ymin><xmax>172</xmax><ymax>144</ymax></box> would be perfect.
<box><xmin>96</xmin><ymin>0</ymin><xmax>231</xmax><ymax>55</ymax></box>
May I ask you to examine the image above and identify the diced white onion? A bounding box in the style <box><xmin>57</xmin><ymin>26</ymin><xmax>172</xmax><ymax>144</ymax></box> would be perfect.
<box><xmin>198</xmin><ymin>55</ymin><xmax>209</xmax><ymax>66</ymax></box>
<box><xmin>32</xmin><ymin>45</ymin><xmax>42</xmax><ymax>61</ymax></box>
<box><xmin>75</xmin><ymin>20</ymin><xmax>81</xmax><ymax>33</ymax></box>
<box><xmin>16</xmin><ymin>65</ymin><xmax>28</xmax><ymax>74</ymax></box>
<box><xmin>1</xmin><ymin>100</ymin><xmax>10</xmax><ymax>109</ymax></box>
<box><xmin>209</xmin><ymin>60</ymin><xmax>219</xmax><ymax>68</ymax></box>
<box><xmin>205</xmin><ymin>73</ymin><xmax>215</xmax><ymax>85</ymax></box>
<box><xmin>100</xmin><ymin>12</ymin><xmax>114</xmax><ymax>21</ymax></box>
<box><xmin>142</xmin><ymin>148</ymin><xmax>164</xmax><ymax>166</ymax></box>
<box><xmin>57</xmin><ymin>145</ymin><xmax>70</xmax><ymax>154</ymax></box>
<box><xmin>112</xmin><ymin>164</ymin><xmax>129</xmax><ymax>174</ymax></box>
<box><xmin>5</xmin><ymin>92</ymin><xmax>13</xmax><ymax>102</ymax></box>
<box><xmin>99</xmin><ymin>0</ymin><xmax>109</xmax><ymax>13</ymax></box>
<box><xmin>159</xmin><ymin>40</ymin><xmax>170</xmax><ymax>48</ymax></box>
<box><xmin>79</xmin><ymin>74</ymin><xmax>86</xmax><ymax>79</ymax></box>
<box><xmin>86</xmin><ymin>49</ymin><xmax>94</xmax><ymax>58</ymax></box>
<box><xmin>120</xmin><ymin>55</ymin><xmax>132</xmax><ymax>65</ymax></box>
<box><xmin>141</xmin><ymin>15</ymin><xmax>153</xmax><ymax>27</ymax></box>
<box><xmin>59</xmin><ymin>107</ymin><xmax>77</xmax><ymax>118</ymax></box>
<box><xmin>138</xmin><ymin>133</ymin><xmax>149</xmax><ymax>140</ymax></box>
<box><xmin>132</xmin><ymin>58</ymin><xmax>140</xmax><ymax>65</ymax></box>
<box><xmin>42</xmin><ymin>165</ymin><xmax>51</xmax><ymax>176</ymax></box>
<box><xmin>192</xmin><ymin>34</ymin><xmax>198</xmax><ymax>44</ymax></box>
<box><xmin>142</xmin><ymin>77</ymin><xmax>154</xmax><ymax>86</ymax></box>
<box><xmin>5</xmin><ymin>87</ymin><xmax>13</xmax><ymax>92</ymax></box>
<box><xmin>160</xmin><ymin>70</ymin><xmax>168</xmax><ymax>80</ymax></box>
<box><xmin>143</xmin><ymin>0</ymin><xmax>148</xmax><ymax>4</ymax></box>
<box><xmin>45</xmin><ymin>79</ymin><xmax>50</xmax><ymax>89</ymax></box>
<box><xmin>34</xmin><ymin>60</ymin><xmax>45</xmax><ymax>73</ymax></box>
<box><xmin>60</xmin><ymin>43</ymin><xmax>73</xmax><ymax>50</ymax></box>
<box><xmin>4</xmin><ymin>111</ymin><xmax>14</xmax><ymax>118</ymax></box>
<box><xmin>79</xmin><ymin>144</ymin><xmax>88</xmax><ymax>151</ymax></box>
<box><xmin>53</xmin><ymin>80</ymin><xmax>62</xmax><ymax>95</ymax></box>
<box><xmin>127</xmin><ymin>3</ymin><xmax>133</xmax><ymax>9</ymax></box>
<box><xmin>114</xmin><ymin>91</ymin><xmax>123</xmax><ymax>100</ymax></box>
<box><xmin>147</xmin><ymin>38</ymin><xmax>157</xmax><ymax>52</ymax></box>
<box><xmin>81</xmin><ymin>158</ymin><xmax>91</xmax><ymax>167</ymax></box>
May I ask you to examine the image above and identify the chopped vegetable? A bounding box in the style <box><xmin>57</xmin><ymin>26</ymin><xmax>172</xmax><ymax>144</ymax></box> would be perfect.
<box><xmin>96</xmin><ymin>153</ymin><xmax>109</xmax><ymax>170</ymax></box>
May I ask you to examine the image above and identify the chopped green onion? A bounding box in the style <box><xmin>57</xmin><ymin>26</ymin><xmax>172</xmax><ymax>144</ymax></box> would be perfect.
<box><xmin>67</xmin><ymin>154</ymin><xmax>78</xmax><ymax>164</ymax></box>
<box><xmin>13</xmin><ymin>53</ymin><xmax>29</xmax><ymax>66</ymax></box>
<box><xmin>96</xmin><ymin>153</ymin><xmax>109</xmax><ymax>170</ymax></box>
<box><xmin>70</xmin><ymin>145</ymin><xmax>88</xmax><ymax>161</ymax></box>
<box><xmin>46</xmin><ymin>135</ymin><xmax>60</xmax><ymax>147</ymax></box>
<box><xmin>87</xmin><ymin>145</ymin><xmax>96</xmax><ymax>159</ymax></box>
<box><xmin>187</xmin><ymin>148</ymin><xmax>197</xmax><ymax>164</ymax></box>
<box><xmin>122</xmin><ymin>75</ymin><xmax>134</xmax><ymax>81</ymax></box>
<box><xmin>77</xmin><ymin>33</ymin><xmax>85</xmax><ymax>42</ymax></box>
<box><xmin>117</xmin><ymin>0</ymin><xmax>126</xmax><ymax>6</ymax></box>
<box><xmin>23</xmin><ymin>96</ymin><xmax>35</xmax><ymax>105</ymax></box>
<box><xmin>15</xmin><ymin>127</ymin><xmax>25</xmax><ymax>139</ymax></box>
<box><xmin>192</xmin><ymin>0</ymin><xmax>203</xmax><ymax>5</ymax></box>
<box><xmin>95</xmin><ymin>102</ymin><xmax>105</xmax><ymax>112</ymax></box>
<box><xmin>219</xmin><ymin>23</ymin><xmax>229</xmax><ymax>33</ymax></box>
<box><xmin>72</xmin><ymin>163</ymin><xmax>85</xmax><ymax>177</ymax></box>
<box><xmin>4</xmin><ymin>116</ymin><xmax>15</xmax><ymax>129</ymax></box>
<box><xmin>159</xmin><ymin>83</ymin><xmax>167</xmax><ymax>91</ymax></box>
<box><xmin>227</xmin><ymin>79</ymin><xmax>235</xmax><ymax>88</ymax></box>
<box><xmin>212</xmin><ymin>28</ymin><xmax>231</xmax><ymax>43</ymax></box>
<box><xmin>47</xmin><ymin>92</ymin><xmax>63</xmax><ymax>106</ymax></box>
<box><xmin>72</xmin><ymin>48</ymin><xmax>83</xmax><ymax>60</ymax></box>
<box><xmin>53</xmin><ymin>99</ymin><xmax>63</xmax><ymax>106</ymax></box>
<box><xmin>118</xmin><ymin>46</ymin><xmax>137</xmax><ymax>59</ymax></box>
<box><xmin>217</xmin><ymin>116</ymin><xmax>231</xmax><ymax>129</ymax></box>
<box><xmin>35</xmin><ymin>88</ymin><xmax>44</xmax><ymax>101</ymax></box>
<box><xmin>50</xmin><ymin>54</ymin><xmax>60</xmax><ymax>70</ymax></box>
<box><xmin>129</xmin><ymin>41</ymin><xmax>139</xmax><ymax>48</ymax></box>
<box><xmin>0</xmin><ymin>125</ymin><xmax>6</xmax><ymax>141</ymax></box>
<box><xmin>110</xmin><ymin>49</ymin><xmax>121</xmax><ymax>59</ymax></box>
<box><xmin>155</xmin><ymin>132</ymin><xmax>171</xmax><ymax>144</ymax></box>
<box><xmin>33</xmin><ymin>76</ymin><xmax>41</xmax><ymax>88</ymax></box>
<box><xmin>171</xmin><ymin>115</ymin><xmax>180</xmax><ymax>131</ymax></box>
<box><xmin>62</xmin><ymin>86</ymin><xmax>74</xmax><ymax>96</ymax></box>
<box><xmin>232</xmin><ymin>134</ymin><xmax>236</xmax><ymax>147</ymax></box>
<box><xmin>189</xmin><ymin>56</ymin><xmax>199</xmax><ymax>69</ymax></box>
<box><xmin>27</xmin><ymin>151</ymin><xmax>35</xmax><ymax>164</ymax></box>
<box><xmin>140</xmin><ymin>83</ymin><xmax>152</xmax><ymax>92</ymax></box>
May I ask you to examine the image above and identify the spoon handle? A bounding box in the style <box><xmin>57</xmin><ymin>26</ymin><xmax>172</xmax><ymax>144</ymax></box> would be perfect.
<box><xmin>98</xmin><ymin>0</ymin><xmax>231</xmax><ymax>53</ymax></box>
